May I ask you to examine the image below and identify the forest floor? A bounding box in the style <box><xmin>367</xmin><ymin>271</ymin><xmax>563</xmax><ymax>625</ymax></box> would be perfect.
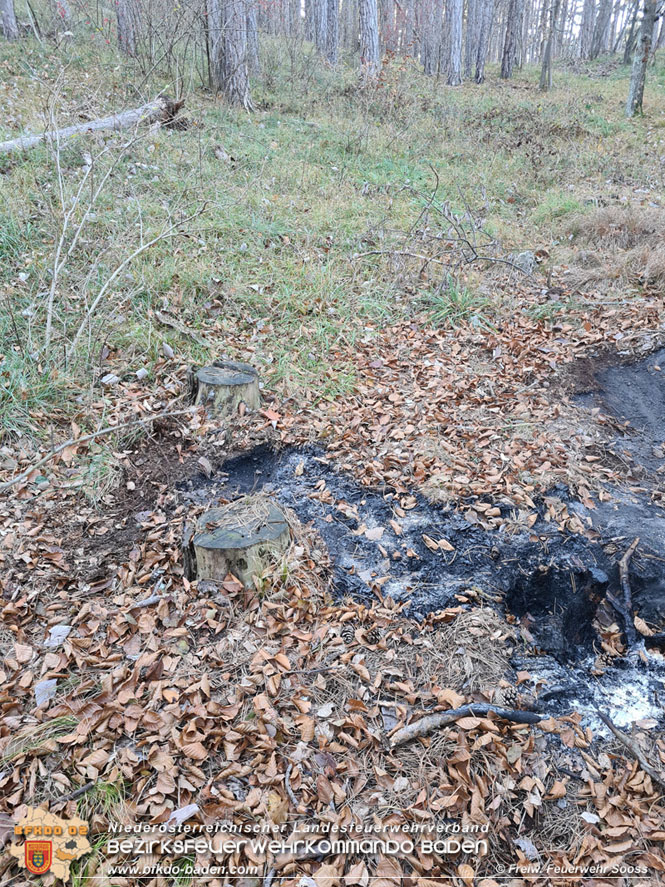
<box><xmin>2</xmin><ymin>35</ymin><xmax>665</xmax><ymax>886</ymax></box>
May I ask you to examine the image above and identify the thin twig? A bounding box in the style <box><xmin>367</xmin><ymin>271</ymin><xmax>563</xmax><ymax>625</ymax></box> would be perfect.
<box><xmin>389</xmin><ymin>703</ymin><xmax>546</xmax><ymax>748</ymax></box>
<box><xmin>284</xmin><ymin>764</ymin><xmax>299</xmax><ymax>809</ymax></box>
<box><xmin>0</xmin><ymin>406</ymin><xmax>197</xmax><ymax>493</ymax></box>
<box><xmin>68</xmin><ymin>206</ymin><xmax>205</xmax><ymax>356</ymax></box>
<box><xmin>597</xmin><ymin>711</ymin><xmax>665</xmax><ymax>791</ymax></box>
<box><xmin>354</xmin><ymin>250</ymin><xmax>446</xmax><ymax>265</ymax></box>
<box><xmin>56</xmin><ymin>781</ymin><xmax>96</xmax><ymax>803</ymax></box>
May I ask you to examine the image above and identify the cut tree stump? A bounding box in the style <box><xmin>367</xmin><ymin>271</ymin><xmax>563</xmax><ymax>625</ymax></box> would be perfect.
<box><xmin>192</xmin><ymin>496</ymin><xmax>290</xmax><ymax>587</ymax></box>
<box><xmin>192</xmin><ymin>360</ymin><xmax>260</xmax><ymax>416</ymax></box>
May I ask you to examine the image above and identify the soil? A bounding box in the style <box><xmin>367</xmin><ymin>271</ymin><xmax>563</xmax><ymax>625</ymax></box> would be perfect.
<box><xmin>573</xmin><ymin>346</ymin><xmax>665</xmax><ymax>480</ymax></box>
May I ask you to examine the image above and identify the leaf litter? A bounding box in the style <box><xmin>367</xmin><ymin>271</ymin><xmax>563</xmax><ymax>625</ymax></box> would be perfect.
<box><xmin>2</xmin><ymin>282</ymin><xmax>665</xmax><ymax>882</ymax></box>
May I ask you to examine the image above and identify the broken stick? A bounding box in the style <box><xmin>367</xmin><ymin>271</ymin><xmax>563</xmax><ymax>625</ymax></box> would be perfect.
<box><xmin>619</xmin><ymin>537</ymin><xmax>640</xmax><ymax>649</ymax></box>
<box><xmin>618</xmin><ymin>537</ymin><xmax>640</xmax><ymax>650</ymax></box>
<box><xmin>0</xmin><ymin>96</ymin><xmax>185</xmax><ymax>155</ymax></box>
<box><xmin>0</xmin><ymin>406</ymin><xmax>196</xmax><ymax>493</ymax></box>
<box><xmin>389</xmin><ymin>703</ymin><xmax>546</xmax><ymax>749</ymax></box>
<box><xmin>597</xmin><ymin>711</ymin><xmax>665</xmax><ymax>791</ymax></box>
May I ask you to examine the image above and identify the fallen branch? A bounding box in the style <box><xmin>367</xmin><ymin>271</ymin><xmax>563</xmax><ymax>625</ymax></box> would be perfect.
<box><xmin>389</xmin><ymin>703</ymin><xmax>546</xmax><ymax>748</ymax></box>
<box><xmin>597</xmin><ymin>711</ymin><xmax>665</xmax><ymax>791</ymax></box>
<box><xmin>619</xmin><ymin>537</ymin><xmax>640</xmax><ymax>650</ymax></box>
<box><xmin>608</xmin><ymin>536</ymin><xmax>641</xmax><ymax>650</ymax></box>
<box><xmin>0</xmin><ymin>406</ymin><xmax>197</xmax><ymax>493</ymax></box>
<box><xmin>0</xmin><ymin>96</ymin><xmax>184</xmax><ymax>155</ymax></box>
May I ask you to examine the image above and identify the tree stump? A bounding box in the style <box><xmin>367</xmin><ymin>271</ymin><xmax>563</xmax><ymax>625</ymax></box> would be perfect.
<box><xmin>192</xmin><ymin>496</ymin><xmax>290</xmax><ymax>587</ymax></box>
<box><xmin>192</xmin><ymin>360</ymin><xmax>260</xmax><ymax>417</ymax></box>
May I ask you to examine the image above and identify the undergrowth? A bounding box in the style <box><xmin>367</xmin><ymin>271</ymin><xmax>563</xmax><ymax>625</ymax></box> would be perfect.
<box><xmin>1</xmin><ymin>33</ymin><xmax>664</xmax><ymax>457</ymax></box>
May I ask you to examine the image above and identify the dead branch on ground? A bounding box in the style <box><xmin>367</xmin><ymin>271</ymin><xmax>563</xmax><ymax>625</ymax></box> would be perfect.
<box><xmin>0</xmin><ymin>96</ymin><xmax>185</xmax><ymax>155</ymax></box>
<box><xmin>0</xmin><ymin>406</ymin><xmax>197</xmax><ymax>493</ymax></box>
<box><xmin>389</xmin><ymin>703</ymin><xmax>547</xmax><ymax>748</ymax></box>
<box><xmin>597</xmin><ymin>711</ymin><xmax>665</xmax><ymax>791</ymax></box>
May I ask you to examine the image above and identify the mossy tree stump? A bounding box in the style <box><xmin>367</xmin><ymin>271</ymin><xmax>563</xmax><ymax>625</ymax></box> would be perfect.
<box><xmin>192</xmin><ymin>360</ymin><xmax>260</xmax><ymax>417</ymax></box>
<box><xmin>192</xmin><ymin>496</ymin><xmax>290</xmax><ymax>587</ymax></box>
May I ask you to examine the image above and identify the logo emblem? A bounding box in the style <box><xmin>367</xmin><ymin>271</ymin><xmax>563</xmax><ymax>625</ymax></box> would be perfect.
<box><xmin>25</xmin><ymin>840</ymin><xmax>52</xmax><ymax>875</ymax></box>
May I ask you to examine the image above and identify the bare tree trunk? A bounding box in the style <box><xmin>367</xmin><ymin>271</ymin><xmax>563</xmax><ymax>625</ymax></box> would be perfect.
<box><xmin>465</xmin><ymin>0</ymin><xmax>479</xmax><ymax>75</ymax></box>
<box><xmin>311</xmin><ymin>0</ymin><xmax>328</xmax><ymax>50</ymax></box>
<box><xmin>626</xmin><ymin>0</ymin><xmax>657</xmax><ymax>114</ymax></box>
<box><xmin>402</xmin><ymin>0</ymin><xmax>416</xmax><ymax>54</ymax></box>
<box><xmin>422</xmin><ymin>0</ymin><xmax>443</xmax><ymax>73</ymax></box>
<box><xmin>246</xmin><ymin>0</ymin><xmax>260</xmax><ymax>73</ymax></box>
<box><xmin>341</xmin><ymin>0</ymin><xmax>359</xmax><ymax>49</ymax></box>
<box><xmin>539</xmin><ymin>0</ymin><xmax>562</xmax><ymax>87</ymax></box>
<box><xmin>305</xmin><ymin>0</ymin><xmax>314</xmax><ymax>38</ymax></box>
<box><xmin>623</xmin><ymin>0</ymin><xmax>640</xmax><ymax>60</ymax></box>
<box><xmin>289</xmin><ymin>0</ymin><xmax>301</xmax><ymax>35</ymax></box>
<box><xmin>501</xmin><ymin>0</ymin><xmax>523</xmax><ymax>75</ymax></box>
<box><xmin>359</xmin><ymin>0</ymin><xmax>381</xmax><ymax>74</ymax></box>
<box><xmin>211</xmin><ymin>0</ymin><xmax>253</xmax><ymax>109</ymax></box>
<box><xmin>590</xmin><ymin>0</ymin><xmax>612</xmax><ymax>54</ymax></box>
<box><xmin>556</xmin><ymin>0</ymin><xmax>568</xmax><ymax>53</ymax></box>
<box><xmin>1</xmin><ymin>0</ymin><xmax>19</xmax><ymax>39</ymax></box>
<box><xmin>579</xmin><ymin>0</ymin><xmax>595</xmax><ymax>54</ymax></box>
<box><xmin>380</xmin><ymin>0</ymin><xmax>397</xmax><ymax>50</ymax></box>
<box><xmin>327</xmin><ymin>0</ymin><xmax>339</xmax><ymax>60</ymax></box>
<box><xmin>520</xmin><ymin>0</ymin><xmax>531</xmax><ymax>62</ymax></box>
<box><xmin>475</xmin><ymin>0</ymin><xmax>495</xmax><ymax>81</ymax></box>
<box><xmin>116</xmin><ymin>0</ymin><xmax>139</xmax><ymax>55</ymax></box>
<box><xmin>656</xmin><ymin>12</ymin><xmax>665</xmax><ymax>49</ymax></box>
<box><xmin>446</xmin><ymin>0</ymin><xmax>463</xmax><ymax>81</ymax></box>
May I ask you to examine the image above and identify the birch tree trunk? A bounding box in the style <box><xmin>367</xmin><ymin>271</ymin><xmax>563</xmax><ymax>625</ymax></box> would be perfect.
<box><xmin>446</xmin><ymin>0</ymin><xmax>463</xmax><ymax>82</ymax></box>
<box><xmin>501</xmin><ymin>0</ymin><xmax>523</xmax><ymax>75</ymax></box>
<box><xmin>326</xmin><ymin>0</ymin><xmax>339</xmax><ymax>61</ymax></box>
<box><xmin>0</xmin><ymin>0</ymin><xmax>19</xmax><ymax>39</ymax></box>
<box><xmin>539</xmin><ymin>0</ymin><xmax>562</xmax><ymax>88</ymax></box>
<box><xmin>657</xmin><ymin>13</ymin><xmax>665</xmax><ymax>49</ymax></box>
<box><xmin>211</xmin><ymin>0</ymin><xmax>253</xmax><ymax>109</ymax></box>
<box><xmin>116</xmin><ymin>0</ymin><xmax>139</xmax><ymax>55</ymax></box>
<box><xmin>625</xmin><ymin>0</ymin><xmax>657</xmax><ymax>115</ymax></box>
<box><xmin>475</xmin><ymin>0</ymin><xmax>496</xmax><ymax>81</ymax></box>
<box><xmin>359</xmin><ymin>0</ymin><xmax>381</xmax><ymax>75</ymax></box>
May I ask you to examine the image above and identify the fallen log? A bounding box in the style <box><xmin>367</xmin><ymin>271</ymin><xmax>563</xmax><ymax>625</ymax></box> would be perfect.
<box><xmin>0</xmin><ymin>96</ymin><xmax>185</xmax><ymax>155</ymax></box>
<box><xmin>388</xmin><ymin>703</ymin><xmax>547</xmax><ymax>749</ymax></box>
